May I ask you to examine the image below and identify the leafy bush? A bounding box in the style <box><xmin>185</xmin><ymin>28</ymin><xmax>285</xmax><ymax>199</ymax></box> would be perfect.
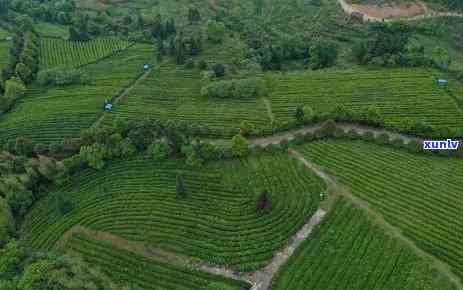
<box><xmin>37</xmin><ymin>68</ymin><xmax>86</xmax><ymax>87</ymax></box>
<box><xmin>231</xmin><ymin>134</ymin><xmax>249</xmax><ymax>157</ymax></box>
<box><xmin>201</xmin><ymin>78</ymin><xmax>266</xmax><ymax>99</ymax></box>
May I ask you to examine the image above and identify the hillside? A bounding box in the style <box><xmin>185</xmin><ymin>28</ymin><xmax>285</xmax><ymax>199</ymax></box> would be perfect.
<box><xmin>1</xmin><ymin>0</ymin><xmax>463</xmax><ymax>289</ymax></box>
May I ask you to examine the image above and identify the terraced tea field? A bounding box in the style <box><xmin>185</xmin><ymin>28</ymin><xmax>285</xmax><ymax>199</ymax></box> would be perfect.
<box><xmin>65</xmin><ymin>233</ymin><xmax>251</xmax><ymax>290</ymax></box>
<box><xmin>0</xmin><ymin>40</ymin><xmax>10</xmax><ymax>71</ymax></box>
<box><xmin>269</xmin><ymin>68</ymin><xmax>463</xmax><ymax>131</ymax></box>
<box><xmin>113</xmin><ymin>62</ymin><xmax>271</xmax><ymax>137</ymax></box>
<box><xmin>0</xmin><ymin>44</ymin><xmax>153</xmax><ymax>144</ymax></box>
<box><xmin>39</xmin><ymin>38</ymin><xmax>132</xmax><ymax>69</ymax></box>
<box><xmin>296</xmin><ymin>140</ymin><xmax>463</xmax><ymax>280</ymax></box>
<box><xmin>22</xmin><ymin>153</ymin><xmax>324</xmax><ymax>271</ymax></box>
<box><xmin>271</xmin><ymin>198</ymin><xmax>457</xmax><ymax>290</ymax></box>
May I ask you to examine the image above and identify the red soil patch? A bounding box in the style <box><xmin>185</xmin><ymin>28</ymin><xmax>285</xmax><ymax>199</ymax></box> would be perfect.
<box><xmin>351</xmin><ymin>2</ymin><xmax>428</xmax><ymax>19</ymax></box>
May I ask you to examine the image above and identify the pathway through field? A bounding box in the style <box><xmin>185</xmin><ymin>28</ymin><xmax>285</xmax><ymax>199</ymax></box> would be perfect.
<box><xmin>289</xmin><ymin>149</ymin><xmax>463</xmax><ymax>290</ymax></box>
<box><xmin>92</xmin><ymin>69</ymin><xmax>151</xmax><ymax>128</ymax></box>
<box><xmin>249</xmin><ymin>122</ymin><xmax>420</xmax><ymax>147</ymax></box>
<box><xmin>58</xmin><ymin>209</ymin><xmax>327</xmax><ymax>290</ymax></box>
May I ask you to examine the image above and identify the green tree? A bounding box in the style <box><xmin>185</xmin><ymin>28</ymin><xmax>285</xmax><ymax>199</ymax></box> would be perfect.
<box><xmin>176</xmin><ymin>175</ymin><xmax>186</xmax><ymax>198</ymax></box>
<box><xmin>206</xmin><ymin>20</ymin><xmax>226</xmax><ymax>44</ymax></box>
<box><xmin>6</xmin><ymin>190</ymin><xmax>33</xmax><ymax>217</ymax></box>
<box><xmin>294</xmin><ymin>106</ymin><xmax>305</xmax><ymax>124</ymax></box>
<box><xmin>15</xmin><ymin>137</ymin><xmax>34</xmax><ymax>157</ymax></box>
<box><xmin>432</xmin><ymin>47</ymin><xmax>451</xmax><ymax>70</ymax></box>
<box><xmin>148</xmin><ymin>142</ymin><xmax>172</xmax><ymax>161</ymax></box>
<box><xmin>0</xmin><ymin>240</ymin><xmax>26</xmax><ymax>280</ymax></box>
<box><xmin>15</xmin><ymin>62</ymin><xmax>32</xmax><ymax>84</ymax></box>
<box><xmin>240</xmin><ymin>121</ymin><xmax>255</xmax><ymax>136</ymax></box>
<box><xmin>79</xmin><ymin>144</ymin><xmax>107</xmax><ymax>170</ymax></box>
<box><xmin>0</xmin><ymin>198</ymin><xmax>14</xmax><ymax>247</ymax></box>
<box><xmin>231</xmin><ymin>134</ymin><xmax>249</xmax><ymax>157</ymax></box>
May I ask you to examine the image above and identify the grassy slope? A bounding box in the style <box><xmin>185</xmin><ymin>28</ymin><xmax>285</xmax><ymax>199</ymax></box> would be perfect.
<box><xmin>269</xmin><ymin>67</ymin><xmax>463</xmax><ymax>130</ymax></box>
<box><xmin>0</xmin><ymin>44</ymin><xmax>153</xmax><ymax>144</ymax></box>
<box><xmin>65</xmin><ymin>233</ymin><xmax>250</xmax><ymax>290</ymax></box>
<box><xmin>271</xmin><ymin>198</ymin><xmax>457</xmax><ymax>290</ymax></box>
<box><xmin>297</xmin><ymin>139</ymin><xmax>463</xmax><ymax>279</ymax></box>
<box><xmin>22</xmin><ymin>152</ymin><xmax>324</xmax><ymax>271</ymax></box>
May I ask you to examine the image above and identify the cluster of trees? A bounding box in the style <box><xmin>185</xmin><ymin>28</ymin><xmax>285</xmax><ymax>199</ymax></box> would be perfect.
<box><xmin>353</xmin><ymin>22</ymin><xmax>452</xmax><ymax>70</ymax></box>
<box><xmin>0</xmin><ymin>149</ymin><xmax>62</xmax><ymax>222</ymax></box>
<box><xmin>287</xmin><ymin>104</ymin><xmax>459</xmax><ymax>139</ymax></box>
<box><xmin>166</xmin><ymin>34</ymin><xmax>203</xmax><ymax>65</ymax></box>
<box><xmin>201</xmin><ymin>78</ymin><xmax>267</xmax><ymax>99</ymax></box>
<box><xmin>0</xmin><ymin>31</ymin><xmax>39</xmax><ymax>113</ymax></box>
<box><xmin>37</xmin><ymin>67</ymin><xmax>86</xmax><ymax>87</ymax></box>
<box><xmin>253</xmin><ymin>40</ymin><xmax>338</xmax><ymax>71</ymax></box>
<box><xmin>0</xmin><ymin>240</ymin><xmax>130</xmax><ymax>290</ymax></box>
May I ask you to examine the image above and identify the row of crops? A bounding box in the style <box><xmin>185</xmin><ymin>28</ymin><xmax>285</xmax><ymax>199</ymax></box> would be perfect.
<box><xmin>270</xmin><ymin>198</ymin><xmax>457</xmax><ymax>290</ymax></box>
<box><xmin>65</xmin><ymin>233</ymin><xmax>250</xmax><ymax>290</ymax></box>
<box><xmin>296</xmin><ymin>139</ymin><xmax>463</xmax><ymax>280</ymax></box>
<box><xmin>21</xmin><ymin>152</ymin><xmax>325</xmax><ymax>271</ymax></box>
<box><xmin>0</xmin><ymin>44</ymin><xmax>153</xmax><ymax>144</ymax></box>
<box><xmin>39</xmin><ymin>37</ymin><xmax>132</xmax><ymax>69</ymax></box>
<box><xmin>113</xmin><ymin>61</ymin><xmax>272</xmax><ymax>137</ymax></box>
<box><xmin>0</xmin><ymin>40</ymin><xmax>11</xmax><ymax>72</ymax></box>
<box><xmin>269</xmin><ymin>68</ymin><xmax>463</xmax><ymax>130</ymax></box>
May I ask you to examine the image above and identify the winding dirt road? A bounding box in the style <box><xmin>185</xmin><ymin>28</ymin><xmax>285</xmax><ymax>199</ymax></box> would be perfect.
<box><xmin>249</xmin><ymin>122</ymin><xmax>420</xmax><ymax>148</ymax></box>
<box><xmin>337</xmin><ymin>0</ymin><xmax>463</xmax><ymax>22</ymax></box>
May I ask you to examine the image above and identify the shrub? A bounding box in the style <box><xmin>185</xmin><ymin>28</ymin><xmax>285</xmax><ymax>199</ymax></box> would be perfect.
<box><xmin>376</xmin><ymin>132</ymin><xmax>390</xmax><ymax>145</ymax></box>
<box><xmin>199</xmin><ymin>60</ymin><xmax>208</xmax><ymax>70</ymax></box>
<box><xmin>79</xmin><ymin>144</ymin><xmax>107</xmax><ymax>170</ymax></box>
<box><xmin>319</xmin><ymin>119</ymin><xmax>337</xmax><ymax>138</ymax></box>
<box><xmin>148</xmin><ymin>142</ymin><xmax>171</xmax><ymax>162</ymax></box>
<box><xmin>37</xmin><ymin>68</ymin><xmax>86</xmax><ymax>87</ymax></box>
<box><xmin>240</xmin><ymin>121</ymin><xmax>255</xmax><ymax>136</ymax></box>
<box><xmin>212</xmin><ymin>64</ymin><xmax>225</xmax><ymax>77</ymax></box>
<box><xmin>231</xmin><ymin>134</ymin><xmax>249</xmax><ymax>157</ymax></box>
<box><xmin>391</xmin><ymin>138</ymin><xmax>405</xmax><ymax>148</ymax></box>
<box><xmin>346</xmin><ymin>128</ymin><xmax>360</xmax><ymax>140</ymax></box>
<box><xmin>362</xmin><ymin>131</ymin><xmax>375</xmax><ymax>142</ymax></box>
<box><xmin>6</xmin><ymin>190</ymin><xmax>33</xmax><ymax>217</ymax></box>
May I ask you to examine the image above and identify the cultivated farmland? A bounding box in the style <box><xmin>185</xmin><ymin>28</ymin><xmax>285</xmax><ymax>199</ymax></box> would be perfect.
<box><xmin>113</xmin><ymin>61</ymin><xmax>271</xmax><ymax>137</ymax></box>
<box><xmin>22</xmin><ymin>153</ymin><xmax>324</xmax><ymax>271</ymax></box>
<box><xmin>0</xmin><ymin>40</ymin><xmax>10</xmax><ymax>71</ymax></box>
<box><xmin>271</xmin><ymin>198</ymin><xmax>457</xmax><ymax>290</ymax></box>
<box><xmin>0</xmin><ymin>44</ymin><xmax>153</xmax><ymax>144</ymax></box>
<box><xmin>269</xmin><ymin>68</ymin><xmax>463</xmax><ymax>131</ymax></box>
<box><xmin>65</xmin><ymin>233</ymin><xmax>251</xmax><ymax>290</ymax></box>
<box><xmin>297</xmin><ymin>139</ymin><xmax>463</xmax><ymax>279</ymax></box>
<box><xmin>39</xmin><ymin>38</ymin><xmax>132</xmax><ymax>69</ymax></box>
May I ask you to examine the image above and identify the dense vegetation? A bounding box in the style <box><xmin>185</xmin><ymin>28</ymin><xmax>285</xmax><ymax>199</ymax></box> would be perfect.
<box><xmin>271</xmin><ymin>198</ymin><xmax>457</xmax><ymax>290</ymax></box>
<box><xmin>297</xmin><ymin>139</ymin><xmax>463</xmax><ymax>279</ymax></box>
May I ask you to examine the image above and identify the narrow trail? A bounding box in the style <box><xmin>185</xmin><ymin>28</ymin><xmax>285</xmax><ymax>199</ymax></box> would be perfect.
<box><xmin>92</xmin><ymin>69</ymin><xmax>151</xmax><ymax>128</ymax></box>
<box><xmin>249</xmin><ymin>122</ymin><xmax>420</xmax><ymax>148</ymax></box>
<box><xmin>337</xmin><ymin>0</ymin><xmax>463</xmax><ymax>22</ymax></box>
<box><xmin>59</xmin><ymin>209</ymin><xmax>327</xmax><ymax>290</ymax></box>
<box><xmin>289</xmin><ymin>149</ymin><xmax>463</xmax><ymax>290</ymax></box>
